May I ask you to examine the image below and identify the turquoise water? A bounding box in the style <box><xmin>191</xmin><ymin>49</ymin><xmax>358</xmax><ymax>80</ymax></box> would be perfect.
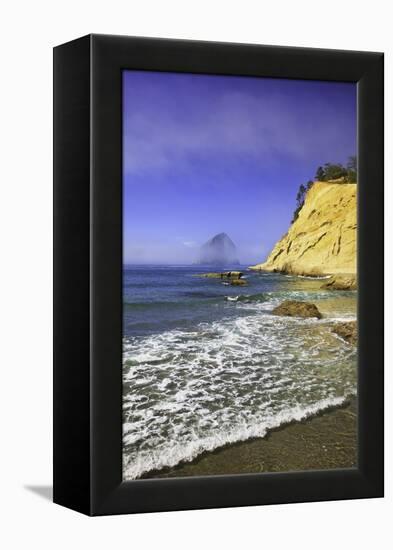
<box><xmin>123</xmin><ymin>266</ymin><xmax>357</xmax><ymax>479</ymax></box>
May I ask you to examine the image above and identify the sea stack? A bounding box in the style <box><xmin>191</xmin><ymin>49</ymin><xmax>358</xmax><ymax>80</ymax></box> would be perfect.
<box><xmin>197</xmin><ymin>233</ymin><xmax>239</xmax><ymax>266</ymax></box>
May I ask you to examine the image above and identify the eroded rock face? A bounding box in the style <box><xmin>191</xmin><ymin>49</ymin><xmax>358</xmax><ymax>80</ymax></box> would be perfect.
<box><xmin>197</xmin><ymin>233</ymin><xmax>239</xmax><ymax>265</ymax></box>
<box><xmin>272</xmin><ymin>300</ymin><xmax>322</xmax><ymax>319</ymax></box>
<box><xmin>250</xmin><ymin>182</ymin><xmax>356</xmax><ymax>277</ymax></box>
<box><xmin>332</xmin><ymin>321</ymin><xmax>357</xmax><ymax>344</ymax></box>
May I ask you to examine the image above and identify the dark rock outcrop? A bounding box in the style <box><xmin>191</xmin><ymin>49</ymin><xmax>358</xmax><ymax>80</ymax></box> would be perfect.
<box><xmin>332</xmin><ymin>321</ymin><xmax>357</xmax><ymax>344</ymax></box>
<box><xmin>198</xmin><ymin>271</ymin><xmax>243</xmax><ymax>279</ymax></box>
<box><xmin>322</xmin><ymin>274</ymin><xmax>357</xmax><ymax>291</ymax></box>
<box><xmin>230</xmin><ymin>278</ymin><xmax>247</xmax><ymax>286</ymax></box>
<box><xmin>196</xmin><ymin>271</ymin><xmax>248</xmax><ymax>285</ymax></box>
<box><xmin>272</xmin><ymin>300</ymin><xmax>322</xmax><ymax>319</ymax></box>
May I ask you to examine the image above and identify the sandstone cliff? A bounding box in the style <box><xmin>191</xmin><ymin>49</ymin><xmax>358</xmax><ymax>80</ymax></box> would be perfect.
<box><xmin>250</xmin><ymin>182</ymin><xmax>356</xmax><ymax>276</ymax></box>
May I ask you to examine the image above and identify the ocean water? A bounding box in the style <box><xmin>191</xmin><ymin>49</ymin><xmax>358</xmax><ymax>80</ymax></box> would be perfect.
<box><xmin>123</xmin><ymin>265</ymin><xmax>357</xmax><ymax>480</ymax></box>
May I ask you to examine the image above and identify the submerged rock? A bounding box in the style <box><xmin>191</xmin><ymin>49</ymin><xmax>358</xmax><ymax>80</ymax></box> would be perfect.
<box><xmin>322</xmin><ymin>274</ymin><xmax>357</xmax><ymax>291</ymax></box>
<box><xmin>230</xmin><ymin>278</ymin><xmax>247</xmax><ymax>286</ymax></box>
<box><xmin>272</xmin><ymin>300</ymin><xmax>322</xmax><ymax>319</ymax></box>
<box><xmin>332</xmin><ymin>321</ymin><xmax>357</xmax><ymax>344</ymax></box>
<box><xmin>198</xmin><ymin>271</ymin><xmax>243</xmax><ymax>279</ymax></box>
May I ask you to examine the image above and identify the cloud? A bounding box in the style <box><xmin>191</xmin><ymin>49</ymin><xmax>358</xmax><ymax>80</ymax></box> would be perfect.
<box><xmin>123</xmin><ymin>83</ymin><xmax>355</xmax><ymax>177</ymax></box>
<box><xmin>123</xmin><ymin>239</ymin><xmax>200</xmax><ymax>265</ymax></box>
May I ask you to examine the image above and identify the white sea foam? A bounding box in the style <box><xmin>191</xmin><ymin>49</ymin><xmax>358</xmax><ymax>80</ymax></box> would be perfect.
<box><xmin>297</xmin><ymin>274</ymin><xmax>332</xmax><ymax>280</ymax></box>
<box><xmin>123</xmin><ymin>395</ymin><xmax>349</xmax><ymax>480</ymax></box>
<box><xmin>122</xmin><ymin>302</ymin><xmax>357</xmax><ymax>479</ymax></box>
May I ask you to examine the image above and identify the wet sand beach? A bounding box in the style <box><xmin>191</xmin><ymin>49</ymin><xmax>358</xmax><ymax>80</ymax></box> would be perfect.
<box><xmin>143</xmin><ymin>399</ymin><xmax>357</xmax><ymax>478</ymax></box>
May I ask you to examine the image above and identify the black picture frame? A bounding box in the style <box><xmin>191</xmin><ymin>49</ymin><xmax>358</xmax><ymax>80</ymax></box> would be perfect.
<box><xmin>53</xmin><ymin>34</ymin><xmax>384</xmax><ymax>516</ymax></box>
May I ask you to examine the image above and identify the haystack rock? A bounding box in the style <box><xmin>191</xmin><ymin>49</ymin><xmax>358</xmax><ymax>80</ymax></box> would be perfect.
<box><xmin>197</xmin><ymin>233</ymin><xmax>239</xmax><ymax>266</ymax></box>
<box><xmin>250</xmin><ymin>182</ymin><xmax>356</xmax><ymax>277</ymax></box>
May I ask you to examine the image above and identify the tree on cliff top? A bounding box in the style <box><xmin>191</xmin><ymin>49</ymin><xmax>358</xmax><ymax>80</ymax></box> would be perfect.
<box><xmin>291</xmin><ymin>155</ymin><xmax>357</xmax><ymax>224</ymax></box>
<box><xmin>346</xmin><ymin>156</ymin><xmax>357</xmax><ymax>183</ymax></box>
<box><xmin>291</xmin><ymin>181</ymin><xmax>313</xmax><ymax>224</ymax></box>
<box><xmin>314</xmin><ymin>156</ymin><xmax>357</xmax><ymax>183</ymax></box>
<box><xmin>315</xmin><ymin>166</ymin><xmax>326</xmax><ymax>181</ymax></box>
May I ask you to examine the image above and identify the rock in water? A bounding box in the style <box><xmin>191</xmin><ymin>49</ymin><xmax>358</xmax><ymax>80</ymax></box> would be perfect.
<box><xmin>272</xmin><ymin>300</ymin><xmax>322</xmax><ymax>319</ymax></box>
<box><xmin>198</xmin><ymin>233</ymin><xmax>239</xmax><ymax>265</ymax></box>
<box><xmin>332</xmin><ymin>321</ymin><xmax>357</xmax><ymax>344</ymax></box>
<box><xmin>230</xmin><ymin>278</ymin><xmax>247</xmax><ymax>286</ymax></box>
<box><xmin>322</xmin><ymin>274</ymin><xmax>357</xmax><ymax>291</ymax></box>
<box><xmin>197</xmin><ymin>271</ymin><xmax>243</xmax><ymax>279</ymax></box>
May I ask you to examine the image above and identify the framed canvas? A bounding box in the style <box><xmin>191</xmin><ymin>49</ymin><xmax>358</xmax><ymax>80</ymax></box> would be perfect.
<box><xmin>53</xmin><ymin>34</ymin><xmax>384</xmax><ymax>516</ymax></box>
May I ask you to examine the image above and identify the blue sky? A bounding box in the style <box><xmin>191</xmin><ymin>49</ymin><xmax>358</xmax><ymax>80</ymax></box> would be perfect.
<box><xmin>123</xmin><ymin>70</ymin><xmax>356</xmax><ymax>265</ymax></box>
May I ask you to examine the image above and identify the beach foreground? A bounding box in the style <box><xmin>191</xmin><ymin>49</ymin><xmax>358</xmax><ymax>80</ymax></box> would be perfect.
<box><xmin>123</xmin><ymin>266</ymin><xmax>357</xmax><ymax>480</ymax></box>
<box><xmin>142</xmin><ymin>400</ymin><xmax>356</xmax><ymax>478</ymax></box>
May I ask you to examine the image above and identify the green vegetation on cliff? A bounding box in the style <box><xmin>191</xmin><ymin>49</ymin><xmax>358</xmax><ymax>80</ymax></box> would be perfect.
<box><xmin>291</xmin><ymin>156</ymin><xmax>357</xmax><ymax>224</ymax></box>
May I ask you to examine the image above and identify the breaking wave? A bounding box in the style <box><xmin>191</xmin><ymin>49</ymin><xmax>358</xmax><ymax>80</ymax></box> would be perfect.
<box><xmin>123</xmin><ymin>395</ymin><xmax>348</xmax><ymax>480</ymax></box>
<box><xmin>123</xmin><ymin>305</ymin><xmax>356</xmax><ymax>479</ymax></box>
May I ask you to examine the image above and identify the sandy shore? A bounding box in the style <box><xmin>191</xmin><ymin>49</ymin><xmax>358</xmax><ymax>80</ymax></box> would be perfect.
<box><xmin>142</xmin><ymin>399</ymin><xmax>357</xmax><ymax>479</ymax></box>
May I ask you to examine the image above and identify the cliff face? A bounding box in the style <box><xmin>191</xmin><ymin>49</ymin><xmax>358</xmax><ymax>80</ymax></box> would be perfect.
<box><xmin>250</xmin><ymin>182</ymin><xmax>356</xmax><ymax>276</ymax></box>
<box><xmin>198</xmin><ymin>232</ymin><xmax>239</xmax><ymax>265</ymax></box>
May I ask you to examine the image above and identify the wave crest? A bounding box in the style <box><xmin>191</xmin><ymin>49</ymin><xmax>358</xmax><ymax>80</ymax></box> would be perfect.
<box><xmin>123</xmin><ymin>396</ymin><xmax>350</xmax><ymax>480</ymax></box>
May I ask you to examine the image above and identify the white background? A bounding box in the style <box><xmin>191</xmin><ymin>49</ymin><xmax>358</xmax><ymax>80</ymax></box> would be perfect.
<box><xmin>0</xmin><ymin>1</ymin><xmax>390</xmax><ymax>548</ymax></box>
